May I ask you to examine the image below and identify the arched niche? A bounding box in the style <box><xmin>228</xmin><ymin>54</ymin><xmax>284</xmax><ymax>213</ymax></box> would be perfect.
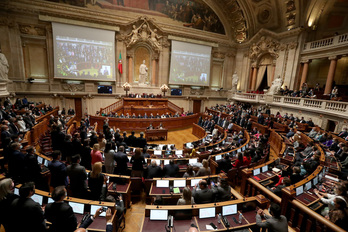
<box><xmin>133</xmin><ymin>44</ymin><xmax>151</xmax><ymax>84</ymax></box>
<box><xmin>254</xmin><ymin>53</ymin><xmax>276</xmax><ymax>90</ymax></box>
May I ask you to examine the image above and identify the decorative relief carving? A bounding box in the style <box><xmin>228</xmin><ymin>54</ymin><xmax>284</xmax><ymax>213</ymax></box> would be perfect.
<box><xmin>287</xmin><ymin>41</ymin><xmax>297</xmax><ymax>50</ymax></box>
<box><xmin>286</xmin><ymin>0</ymin><xmax>296</xmax><ymax>12</ymax></box>
<box><xmin>213</xmin><ymin>52</ymin><xmax>225</xmax><ymax>59</ymax></box>
<box><xmin>190</xmin><ymin>88</ymin><xmax>204</xmax><ymax>95</ymax></box>
<box><xmin>19</xmin><ymin>24</ymin><xmax>46</xmax><ymax>36</ymax></box>
<box><xmin>287</xmin><ymin>13</ymin><xmax>296</xmax><ymax>26</ymax></box>
<box><xmin>62</xmin><ymin>84</ymin><xmax>84</xmax><ymax>92</ymax></box>
<box><xmin>125</xmin><ymin>17</ymin><xmax>163</xmax><ymax>53</ymax></box>
<box><xmin>249</xmin><ymin>36</ymin><xmax>280</xmax><ymax>61</ymax></box>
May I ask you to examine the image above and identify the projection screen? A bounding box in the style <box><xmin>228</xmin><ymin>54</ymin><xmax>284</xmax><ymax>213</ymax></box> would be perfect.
<box><xmin>169</xmin><ymin>40</ymin><xmax>212</xmax><ymax>86</ymax></box>
<box><xmin>52</xmin><ymin>22</ymin><xmax>116</xmax><ymax>81</ymax></box>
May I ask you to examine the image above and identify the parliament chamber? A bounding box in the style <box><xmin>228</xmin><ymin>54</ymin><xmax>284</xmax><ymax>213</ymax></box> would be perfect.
<box><xmin>1</xmin><ymin>0</ymin><xmax>348</xmax><ymax>232</ymax></box>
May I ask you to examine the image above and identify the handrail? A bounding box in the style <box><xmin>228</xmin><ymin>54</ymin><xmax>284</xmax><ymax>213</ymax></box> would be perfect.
<box><xmin>100</xmin><ymin>98</ymin><xmax>123</xmax><ymax>115</ymax></box>
<box><xmin>291</xmin><ymin>199</ymin><xmax>346</xmax><ymax>232</ymax></box>
<box><xmin>247</xmin><ymin>178</ymin><xmax>282</xmax><ymax>204</ymax></box>
<box><xmin>167</xmin><ymin>101</ymin><xmax>184</xmax><ymax>114</ymax></box>
<box><xmin>36</xmin><ymin>107</ymin><xmax>59</xmax><ymax>122</ymax></box>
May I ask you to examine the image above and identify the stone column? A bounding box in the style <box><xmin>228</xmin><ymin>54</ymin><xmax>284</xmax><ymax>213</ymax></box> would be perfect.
<box><xmin>251</xmin><ymin>66</ymin><xmax>258</xmax><ymax>90</ymax></box>
<box><xmin>299</xmin><ymin>60</ymin><xmax>310</xmax><ymax>89</ymax></box>
<box><xmin>151</xmin><ymin>58</ymin><xmax>157</xmax><ymax>86</ymax></box>
<box><xmin>127</xmin><ymin>55</ymin><xmax>133</xmax><ymax>83</ymax></box>
<box><xmin>324</xmin><ymin>56</ymin><xmax>338</xmax><ymax>95</ymax></box>
<box><xmin>271</xmin><ymin>63</ymin><xmax>276</xmax><ymax>82</ymax></box>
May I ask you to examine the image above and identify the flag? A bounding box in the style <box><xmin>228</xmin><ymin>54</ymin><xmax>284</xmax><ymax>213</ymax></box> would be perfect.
<box><xmin>118</xmin><ymin>52</ymin><xmax>123</xmax><ymax>74</ymax></box>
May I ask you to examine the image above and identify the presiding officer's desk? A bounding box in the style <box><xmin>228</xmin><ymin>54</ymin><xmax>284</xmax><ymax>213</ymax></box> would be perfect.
<box><xmin>141</xmin><ymin>195</ymin><xmax>269</xmax><ymax>232</ymax></box>
<box><xmin>145</xmin><ymin>128</ymin><xmax>168</xmax><ymax>141</ymax></box>
<box><xmin>14</xmin><ymin>186</ymin><xmax>117</xmax><ymax>232</ymax></box>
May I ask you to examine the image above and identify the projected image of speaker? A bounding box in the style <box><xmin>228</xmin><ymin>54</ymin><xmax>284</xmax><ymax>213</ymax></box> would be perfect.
<box><xmin>98</xmin><ymin>85</ymin><xmax>112</xmax><ymax>94</ymax></box>
<box><xmin>171</xmin><ymin>88</ymin><xmax>182</xmax><ymax>96</ymax></box>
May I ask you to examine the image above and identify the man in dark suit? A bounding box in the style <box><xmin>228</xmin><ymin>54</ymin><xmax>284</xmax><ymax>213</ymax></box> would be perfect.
<box><xmin>257</xmin><ymin>113</ymin><xmax>264</xmax><ymax>125</ymax></box>
<box><xmin>23</xmin><ymin>146</ymin><xmax>43</xmax><ymax>187</ymax></box>
<box><xmin>216</xmin><ymin>155</ymin><xmax>232</xmax><ymax>173</ymax></box>
<box><xmin>45</xmin><ymin>186</ymin><xmax>77</xmax><ymax>232</ymax></box>
<box><xmin>8</xmin><ymin>142</ymin><xmax>25</xmax><ymax>181</ymax></box>
<box><xmin>286</xmin><ymin>128</ymin><xmax>295</xmax><ymax>138</ymax></box>
<box><xmin>48</xmin><ymin>150</ymin><xmax>68</xmax><ymax>188</ymax></box>
<box><xmin>338</xmin><ymin>128</ymin><xmax>348</xmax><ymax>138</ymax></box>
<box><xmin>1</xmin><ymin>124</ymin><xmax>12</xmax><ymax>145</ymax></box>
<box><xmin>67</xmin><ymin>155</ymin><xmax>88</xmax><ymax>198</ymax></box>
<box><xmin>10</xmin><ymin>182</ymin><xmax>46</xmax><ymax>232</ymax></box>
<box><xmin>127</xmin><ymin>131</ymin><xmax>137</xmax><ymax>147</ymax></box>
<box><xmin>8</xmin><ymin>117</ymin><xmax>19</xmax><ymax>135</ymax></box>
<box><xmin>147</xmin><ymin>160</ymin><xmax>162</xmax><ymax>178</ymax></box>
<box><xmin>163</xmin><ymin>159</ymin><xmax>179</xmax><ymax>177</ymax></box>
<box><xmin>136</xmin><ymin>132</ymin><xmax>147</xmax><ymax>148</ymax></box>
<box><xmin>192</xmin><ymin>180</ymin><xmax>215</xmax><ymax>204</ymax></box>
<box><xmin>114</xmin><ymin>146</ymin><xmax>128</xmax><ymax>175</ymax></box>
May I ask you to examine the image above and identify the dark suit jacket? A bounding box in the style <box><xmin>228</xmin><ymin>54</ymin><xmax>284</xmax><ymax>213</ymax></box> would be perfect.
<box><xmin>45</xmin><ymin>201</ymin><xmax>77</xmax><ymax>232</ymax></box>
<box><xmin>114</xmin><ymin>152</ymin><xmax>128</xmax><ymax>175</ymax></box>
<box><xmin>67</xmin><ymin>163</ymin><xmax>88</xmax><ymax>197</ymax></box>
<box><xmin>163</xmin><ymin>163</ymin><xmax>179</xmax><ymax>177</ymax></box>
<box><xmin>136</xmin><ymin>137</ymin><xmax>147</xmax><ymax>148</ymax></box>
<box><xmin>11</xmin><ymin>197</ymin><xmax>46</xmax><ymax>232</ymax></box>
<box><xmin>192</xmin><ymin>188</ymin><xmax>215</xmax><ymax>204</ymax></box>
<box><xmin>48</xmin><ymin>160</ymin><xmax>68</xmax><ymax>187</ymax></box>
<box><xmin>214</xmin><ymin>186</ymin><xmax>231</xmax><ymax>202</ymax></box>
<box><xmin>147</xmin><ymin>165</ymin><xmax>162</xmax><ymax>178</ymax></box>
<box><xmin>8</xmin><ymin>149</ymin><xmax>25</xmax><ymax>180</ymax></box>
<box><xmin>0</xmin><ymin>193</ymin><xmax>19</xmax><ymax>232</ymax></box>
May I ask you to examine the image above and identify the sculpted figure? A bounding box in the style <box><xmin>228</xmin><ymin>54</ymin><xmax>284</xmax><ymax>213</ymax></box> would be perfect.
<box><xmin>127</xmin><ymin>25</ymin><xmax>141</xmax><ymax>47</ymax></box>
<box><xmin>0</xmin><ymin>48</ymin><xmax>9</xmax><ymax>81</ymax></box>
<box><xmin>267</xmin><ymin>76</ymin><xmax>283</xmax><ymax>95</ymax></box>
<box><xmin>232</xmin><ymin>71</ymin><xmax>239</xmax><ymax>92</ymax></box>
<box><xmin>149</xmin><ymin>29</ymin><xmax>162</xmax><ymax>50</ymax></box>
<box><xmin>139</xmin><ymin>60</ymin><xmax>148</xmax><ymax>84</ymax></box>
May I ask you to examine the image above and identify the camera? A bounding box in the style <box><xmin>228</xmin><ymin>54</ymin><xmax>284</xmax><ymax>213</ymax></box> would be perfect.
<box><xmin>102</xmin><ymin>206</ymin><xmax>108</xmax><ymax>212</ymax></box>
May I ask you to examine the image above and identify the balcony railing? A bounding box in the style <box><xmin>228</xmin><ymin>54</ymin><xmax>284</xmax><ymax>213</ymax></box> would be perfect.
<box><xmin>233</xmin><ymin>93</ymin><xmax>348</xmax><ymax>118</ymax></box>
<box><xmin>303</xmin><ymin>32</ymin><xmax>348</xmax><ymax>52</ymax></box>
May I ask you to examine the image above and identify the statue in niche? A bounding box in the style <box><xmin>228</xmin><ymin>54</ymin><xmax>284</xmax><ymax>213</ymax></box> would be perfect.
<box><xmin>267</xmin><ymin>76</ymin><xmax>283</xmax><ymax>95</ymax></box>
<box><xmin>0</xmin><ymin>47</ymin><xmax>9</xmax><ymax>81</ymax></box>
<box><xmin>139</xmin><ymin>60</ymin><xmax>148</xmax><ymax>85</ymax></box>
<box><xmin>231</xmin><ymin>71</ymin><xmax>239</xmax><ymax>92</ymax></box>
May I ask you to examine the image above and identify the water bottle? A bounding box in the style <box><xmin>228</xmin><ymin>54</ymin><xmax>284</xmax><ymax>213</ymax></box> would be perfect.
<box><xmin>217</xmin><ymin>213</ymin><xmax>222</xmax><ymax>224</ymax></box>
<box><xmin>238</xmin><ymin>213</ymin><xmax>243</xmax><ymax>224</ymax></box>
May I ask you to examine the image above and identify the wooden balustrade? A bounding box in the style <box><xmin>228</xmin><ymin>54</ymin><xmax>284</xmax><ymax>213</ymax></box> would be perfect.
<box><xmin>192</xmin><ymin>123</ymin><xmax>207</xmax><ymax>139</ymax></box>
<box><xmin>29</xmin><ymin>119</ymin><xmax>49</xmax><ymax>145</ymax></box>
<box><xmin>36</xmin><ymin>107</ymin><xmax>59</xmax><ymax>122</ymax></box>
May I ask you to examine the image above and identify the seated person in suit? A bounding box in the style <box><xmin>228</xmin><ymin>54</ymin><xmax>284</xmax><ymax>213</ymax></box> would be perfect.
<box><xmin>163</xmin><ymin>159</ymin><xmax>179</xmax><ymax>177</ymax></box>
<box><xmin>213</xmin><ymin>178</ymin><xmax>232</xmax><ymax>202</ymax></box>
<box><xmin>196</xmin><ymin>159</ymin><xmax>211</xmax><ymax>176</ymax></box>
<box><xmin>271</xmin><ymin>177</ymin><xmax>291</xmax><ymax>197</ymax></box>
<box><xmin>45</xmin><ymin>186</ymin><xmax>77</xmax><ymax>232</ymax></box>
<box><xmin>256</xmin><ymin>202</ymin><xmax>288</xmax><ymax>232</ymax></box>
<box><xmin>147</xmin><ymin>160</ymin><xmax>162</xmax><ymax>178</ymax></box>
<box><xmin>147</xmin><ymin>123</ymin><xmax>154</xmax><ymax>130</ymax></box>
<box><xmin>192</xmin><ymin>180</ymin><xmax>215</xmax><ymax>204</ymax></box>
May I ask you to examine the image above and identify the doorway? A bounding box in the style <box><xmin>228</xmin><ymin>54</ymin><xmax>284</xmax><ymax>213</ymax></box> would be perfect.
<box><xmin>193</xmin><ymin>100</ymin><xmax>201</xmax><ymax>114</ymax></box>
<box><xmin>74</xmin><ymin>98</ymin><xmax>82</xmax><ymax>118</ymax></box>
<box><xmin>327</xmin><ymin>120</ymin><xmax>336</xmax><ymax>132</ymax></box>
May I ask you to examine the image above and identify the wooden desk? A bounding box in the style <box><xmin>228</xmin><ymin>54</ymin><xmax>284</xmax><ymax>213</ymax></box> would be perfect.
<box><xmin>145</xmin><ymin>129</ymin><xmax>168</xmax><ymax>141</ymax></box>
<box><xmin>107</xmin><ymin>181</ymin><xmax>131</xmax><ymax>208</ymax></box>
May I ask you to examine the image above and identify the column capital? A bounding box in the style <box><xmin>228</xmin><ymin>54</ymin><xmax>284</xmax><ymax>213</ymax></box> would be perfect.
<box><xmin>300</xmin><ymin>59</ymin><xmax>311</xmax><ymax>64</ymax></box>
<box><xmin>328</xmin><ymin>56</ymin><xmax>338</xmax><ymax>60</ymax></box>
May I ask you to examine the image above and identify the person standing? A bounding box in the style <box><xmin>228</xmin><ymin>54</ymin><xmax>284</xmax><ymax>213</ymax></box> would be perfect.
<box><xmin>67</xmin><ymin>155</ymin><xmax>88</xmax><ymax>198</ymax></box>
<box><xmin>45</xmin><ymin>186</ymin><xmax>77</xmax><ymax>232</ymax></box>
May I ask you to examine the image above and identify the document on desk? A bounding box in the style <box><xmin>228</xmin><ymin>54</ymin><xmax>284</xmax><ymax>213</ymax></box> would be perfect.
<box><xmin>173</xmin><ymin>187</ymin><xmax>180</xmax><ymax>194</ymax></box>
<box><xmin>206</xmin><ymin>225</ymin><xmax>215</xmax><ymax>230</ymax></box>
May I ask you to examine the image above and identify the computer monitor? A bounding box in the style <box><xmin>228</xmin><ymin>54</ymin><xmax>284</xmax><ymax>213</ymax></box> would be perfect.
<box><xmin>191</xmin><ymin>179</ymin><xmax>201</xmax><ymax>187</ymax></box>
<box><xmin>242</xmin><ymin>146</ymin><xmax>246</xmax><ymax>151</ymax></box>
<box><xmin>154</xmin><ymin>150</ymin><xmax>162</xmax><ymax>156</ymax></box>
<box><xmin>246</xmin><ymin>144</ymin><xmax>249</xmax><ymax>148</ymax></box>
<box><xmin>156</xmin><ymin>180</ymin><xmax>169</xmax><ymax>188</ymax></box>
<box><xmin>175</xmin><ymin>150</ymin><xmax>183</xmax><ymax>155</ymax></box>
<box><xmin>173</xmin><ymin>180</ymin><xmax>186</xmax><ymax>188</ymax></box>
<box><xmin>150</xmin><ymin>209</ymin><xmax>168</xmax><ymax>220</ymax></box>
<box><xmin>296</xmin><ymin>186</ymin><xmax>304</xmax><ymax>196</ymax></box>
<box><xmin>262</xmin><ymin>165</ymin><xmax>268</xmax><ymax>173</ymax></box>
<box><xmin>222</xmin><ymin>204</ymin><xmax>237</xmax><ymax>216</ymax></box>
<box><xmin>189</xmin><ymin>158</ymin><xmax>197</xmax><ymax>164</ymax></box>
<box><xmin>44</xmin><ymin>159</ymin><xmax>49</xmax><ymax>167</ymax></box>
<box><xmin>14</xmin><ymin>188</ymin><xmax>19</xmax><ymax>195</ymax></box>
<box><xmin>253</xmin><ymin>168</ymin><xmax>261</xmax><ymax>176</ymax></box>
<box><xmin>37</xmin><ymin>156</ymin><xmax>43</xmax><ymax>164</ymax></box>
<box><xmin>305</xmin><ymin>181</ymin><xmax>312</xmax><ymax>191</ymax></box>
<box><xmin>69</xmin><ymin>202</ymin><xmax>84</xmax><ymax>214</ymax></box>
<box><xmin>163</xmin><ymin>160</ymin><xmax>170</xmax><ymax>165</ymax></box>
<box><xmin>237</xmin><ymin>149</ymin><xmax>241</xmax><ymax>153</ymax></box>
<box><xmin>31</xmin><ymin>194</ymin><xmax>43</xmax><ymax>205</ymax></box>
<box><xmin>199</xmin><ymin>207</ymin><xmax>215</xmax><ymax>219</ymax></box>
<box><xmin>215</xmin><ymin>155</ymin><xmax>222</xmax><ymax>161</ymax></box>
<box><xmin>91</xmin><ymin>205</ymin><xmax>106</xmax><ymax>217</ymax></box>
<box><xmin>313</xmin><ymin>176</ymin><xmax>318</xmax><ymax>185</ymax></box>
<box><xmin>48</xmin><ymin>198</ymin><xmax>54</xmax><ymax>204</ymax></box>
<box><xmin>97</xmin><ymin>85</ymin><xmax>112</xmax><ymax>94</ymax></box>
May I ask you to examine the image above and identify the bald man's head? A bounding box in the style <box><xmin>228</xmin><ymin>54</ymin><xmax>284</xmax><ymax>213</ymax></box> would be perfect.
<box><xmin>74</xmin><ymin>228</ymin><xmax>86</xmax><ymax>232</ymax></box>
